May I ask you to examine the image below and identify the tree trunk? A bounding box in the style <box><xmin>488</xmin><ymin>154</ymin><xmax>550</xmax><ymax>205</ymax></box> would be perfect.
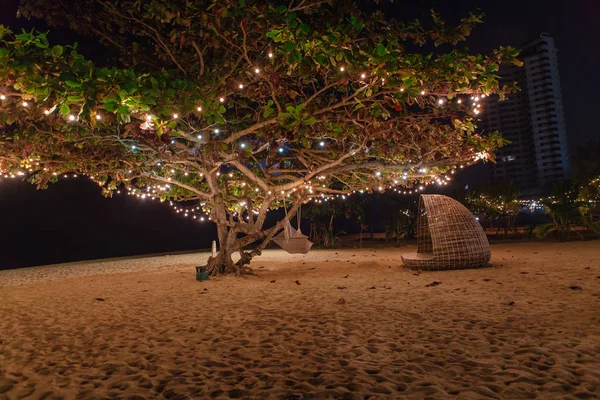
<box><xmin>205</xmin><ymin>193</ymin><xmax>306</xmax><ymax>276</ymax></box>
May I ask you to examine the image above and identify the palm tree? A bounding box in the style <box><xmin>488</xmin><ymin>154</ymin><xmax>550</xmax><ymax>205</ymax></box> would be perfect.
<box><xmin>537</xmin><ymin>181</ymin><xmax>585</xmax><ymax>241</ymax></box>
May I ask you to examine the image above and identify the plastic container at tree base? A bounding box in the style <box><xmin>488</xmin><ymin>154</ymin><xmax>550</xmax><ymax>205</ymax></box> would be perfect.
<box><xmin>196</xmin><ymin>266</ymin><xmax>209</xmax><ymax>281</ymax></box>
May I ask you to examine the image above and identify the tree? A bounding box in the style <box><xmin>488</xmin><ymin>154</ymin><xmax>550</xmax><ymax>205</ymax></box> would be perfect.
<box><xmin>464</xmin><ymin>181</ymin><xmax>521</xmax><ymax>236</ymax></box>
<box><xmin>0</xmin><ymin>0</ymin><xmax>521</xmax><ymax>275</ymax></box>
<box><xmin>536</xmin><ymin>181</ymin><xmax>585</xmax><ymax>242</ymax></box>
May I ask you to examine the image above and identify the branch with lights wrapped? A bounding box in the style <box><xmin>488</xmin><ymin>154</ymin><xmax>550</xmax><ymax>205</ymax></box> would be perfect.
<box><xmin>0</xmin><ymin>1</ymin><xmax>522</xmax><ymax>275</ymax></box>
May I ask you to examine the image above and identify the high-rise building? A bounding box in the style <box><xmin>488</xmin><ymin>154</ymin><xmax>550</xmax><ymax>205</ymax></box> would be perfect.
<box><xmin>483</xmin><ymin>33</ymin><xmax>570</xmax><ymax>195</ymax></box>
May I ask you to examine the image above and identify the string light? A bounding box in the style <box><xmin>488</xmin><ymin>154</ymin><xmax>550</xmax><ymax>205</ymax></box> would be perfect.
<box><xmin>197</xmin><ymin>106</ymin><xmax>202</xmax><ymax>112</ymax></box>
<box><xmin>268</xmin><ymin>52</ymin><xmax>273</xmax><ymax>58</ymax></box>
<box><xmin>146</xmin><ymin>114</ymin><xmax>152</xmax><ymax>121</ymax></box>
<box><xmin>0</xmin><ymin>94</ymin><xmax>5</xmax><ymax>100</ymax></box>
<box><xmin>360</xmin><ymin>73</ymin><xmax>366</xmax><ymax>79</ymax></box>
<box><xmin>420</xmin><ymin>90</ymin><xmax>425</xmax><ymax>95</ymax></box>
<box><xmin>319</xmin><ymin>141</ymin><xmax>325</xmax><ymax>147</ymax></box>
<box><xmin>96</xmin><ymin>114</ymin><xmax>101</xmax><ymax>120</ymax></box>
<box><xmin>219</xmin><ymin>97</ymin><xmax>225</xmax><ymax>103</ymax></box>
<box><xmin>173</xmin><ymin>113</ymin><xmax>179</xmax><ymax>119</ymax></box>
<box><xmin>254</xmin><ymin>68</ymin><xmax>260</xmax><ymax>74</ymax></box>
<box><xmin>22</xmin><ymin>101</ymin><xmax>28</xmax><ymax>107</ymax></box>
<box><xmin>68</xmin><ymin>115</ymin><xmax>76</xmax><ymax>121</ymax></box>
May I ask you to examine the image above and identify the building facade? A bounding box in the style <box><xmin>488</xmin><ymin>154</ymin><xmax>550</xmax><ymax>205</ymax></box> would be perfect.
<box><xmin>483</xmin><ymin>33</ymin><xmax>570</xmax><ymax>195</ymax></box>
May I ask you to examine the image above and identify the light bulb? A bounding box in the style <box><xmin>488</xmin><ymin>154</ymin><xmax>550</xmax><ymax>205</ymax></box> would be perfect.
<box><xmin>197</xmin><ymin>106</ymin><xmax>202</xmax><ymax>112</ymax></box>
<box><xmin>319</xmin><ymin>141</ymin><xmax>325</xmax><ymax>147</ymax></box>
<box><xmin>457</xmin><ymin>99</ymin><xmax>462</xmax><ymax>104</ymax></box>
<box><xmin>240</xmin><ymin>143</ymin><xmax>246</xmax><ymax>148</ymax></box>
<box><xmin>268</xmin><ymin>52</ymin><xmax>273</xmax><ymax>58</ymax></box>
<box><xmin>279</xmin><ymin>147</ymin><xmax>284</xmax><ymax>153</ymax></box>
<box><xmin>420</xmin><ymin>90</ymin><xmax>425</xmax><ymax>95</ymax></box>
<box><xmin>400</xmin><ymin>88</ymin><xmax>405</xmax><ymax>92</ymax></box>
<box><xmin>22</xmin><ymin>101</ymin><xmax>28</xmax><ymax>107</ymax></box>
<box><xmin>0</xmin><ymin>94</ymin><xmax>5</xmax><ymax>100</ymax></box>
<box><xmin>340</xmin><ymin>66</ymin><xmax>345</xmax><ymax>72</ymax></box>
<box><xmin>44</xmin><ymin>110</ymin><xmax>50</xmax><ymax>115</ymax></box>
<box><xmin>96</xmin><ymin>114</ymin><xmax>101</xmax><ymax>120</ymax></box>
<box><xmin>360</xmin><ymin>73</ymin><xmax>366</xmax><ymax>79</ymax></box>
<box><xmin>214</xmin><ymin>129</ymin><xmax>219</xmax><ymax>134</ymax></box>
<box><xmin>255</xmin><ymin>68</ymin><xmax>260</xmax><ymax>74</ymax></box>
<box><xmin>69</xmin><ymin>115</ymin><xmax>75</xmax><ymax>121</ymax></box>
<box><xmin>146</xmin><ymin>114</ymin><xmax>152</xmax><ymax>121</ymax></box>
<box><xmin>438</xmin><ymin>99</ymin><xmax>444</xmax><ymax>105</ymax></box>
<box><xmin>132</xmin><ymin>145</ymin><xmax>137</xmax><ymax>150</ymax></box>
<box><xmin>197</xmin><ymin>134</ymin><xmax>202</xmax><ymax>139</ymax></box>
<box><xmin>219</xmin><ymin>97</ymin><xmax>225</xmax><ymax>103</ymax></box>
<box><xmin>173</xmin><ymin>113</ymin><xmax>178</xmax><ymax>119</ymax></box>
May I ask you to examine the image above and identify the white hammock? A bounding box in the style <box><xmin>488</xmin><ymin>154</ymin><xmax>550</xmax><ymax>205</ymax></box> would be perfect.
<box><xmin>272</xmin><ymin>205</ymin><xmax>313</xmax><ymax>254</ymax></box>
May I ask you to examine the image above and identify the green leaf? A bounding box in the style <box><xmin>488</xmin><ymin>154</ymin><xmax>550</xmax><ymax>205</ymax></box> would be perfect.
<box><xmin>51</xmin><ymin>45</ymin><xmax>64</xmax><ymax>57</ymax></box>
<box><xmin>64</xmin><ymin>80</ymin><xmax>83</xmax><ymax>88</ymax></box>
<box><xmin>104</xmin><ymin>102</ymin><xmax>118</xmax><ymax>112</ymax></box>
<box><xmin>278</xmin><ymin>5</ymin><xmax>287</xmax><ymax>13</ymax></box>
<box><xmin>67</xmin><ymin>95</ymin><xmax>84</xmax><ymax>103</ymax></box>
<box><xmin>288</xmin><ymin>50</ymin><xmax>302</xmax><ymax>63</ymax></box>
<box><xmin>376</xmin><ymin>44</ymin><xmax>387</xmax><ymax>57</ymax></box>
<box><xmin>283</xmin><ymin>41</ymin><xmax>296</xmax><ymax>53</ymax></box>
<box><xmin>60</xmin><ymin>103</ymin><xmax>70</xmax><ymax>115</ymax></box>
<box><xmin>263</xmin><ymin>107</ymin><xmax>274</xmax><ymax>118</ymax></box>
<box><xmin>299</xmin><ymin>24</ymin><xmax>310</xmax><ymax>34</ymax></box>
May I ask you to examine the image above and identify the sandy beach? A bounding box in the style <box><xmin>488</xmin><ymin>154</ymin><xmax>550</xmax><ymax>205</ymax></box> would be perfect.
<box><xmin>1</xmin><ymin>241</ymin><xmax>599</xmax><ymax>399</ymax></box>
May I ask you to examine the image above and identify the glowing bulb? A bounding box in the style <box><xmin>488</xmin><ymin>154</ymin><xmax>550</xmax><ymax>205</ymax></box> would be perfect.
<box><xmin>240</xmin><ymin>143</ymin><xmax>246</xmax><ymax>148</ymax></box>
<box><xmin>360</xmin><ymin>73</ymin><xmax>366</xmax><ymax>79</ymax></box>
<box><xmin>0</xmin><ymin>95</ymin><xmax>5</xmax><ymax>100</ymax></box>
<box><xmin>132</xmin><ymin>145</ymin><xmax>137</xmax><ymax>150</ymax></box>
<box><xmin>197</xmin><ymin>134</ymin><xmax>202</xmax><ymax>139</ymax></box>
<box><xmin>44</xmin><ymin>110</ymin><xmax>50</xmax><ymax>115</ymax></box>
<box><xmin>457</xmin><ymin>99</ymin><xmax>462</xmax><ymax>104</ymax></box>
<box><xmin>420</xmin><ymin>90</ymin><xmax>425</xmax><ymax>95</ymax></box>
<box><xmin>238</xmin><ymin>83</ymin><xmax>244</xmax><ymax>89</ymax></box>
<box><xmin>68</xmin><ymin>115</ymin><xmax>76</xmax><ymax>121</ymax></box>
<box><xmin>340</xmin><ymin>66</ymin><xmax>345</xmax><ymax>72</ymax></box>
<box><xmin>173</xmin><ymin>113</ymin><xmax>178</xmax><ymax>119</ymax></box>
<box><xmin>319</xmin><ymin>141</ymin><xmax>325</xmax><ymax>147</ymax></box>
<box><xmin>279</xmin><ymin>147</ymin><xmax>284</xmax><ymax>153</ymax></box>
<box><xmin>214</xmin><ymin>129</ymin><xmax>219</xmax><ymax>134</ymax></box>
<box><xmin>96</xmin><ymin>114</ymin><xmax>101</xmax><ymax>120</ymax></box>
<box><xmin>22</xmin><ymin>101</ymin><xmax>28</xmax><ymax>107</ymax></box>
<box><xmin>438</xmin><ymin>99</ymin><xmax>444</xmax><ymax>105</ymax></box>
<box><xmin>197</xmin><ymin>106</ymin><xmax>202</xmax><ymax>112</ymax></box>
<box><xmin>146</xmin><ymin>114</ymin><xmax>152</xmax><ymax>121</ymax></box>
<box><xmin>219</xmin><ymin>97</ymin><xmax>225</xmax><ymax>103</ymax></box>
<box><xmin>400</xmin><ymin>88</ymin><xmax>405</xmax><ymax>92</ymax></box>
<box><xmin>268</xmin><ymin>52</ymin><xmax>273</xmax><ymax>58</ymax></box>
<box><xmin>376</xmin><ymin>171</ymin><xmax>381</xmax><ymax>177</ymax></box>
<box><xmin>255</xmin><ymin>68</ymin><xmax>260</xmax><ymax>74</ymax></box>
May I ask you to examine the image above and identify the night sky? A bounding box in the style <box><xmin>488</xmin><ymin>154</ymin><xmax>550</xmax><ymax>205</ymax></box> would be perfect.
<box><xmin>1</xmin><ymin>0</ymin><xmax>598</xmax><ymax>269</ymax></box>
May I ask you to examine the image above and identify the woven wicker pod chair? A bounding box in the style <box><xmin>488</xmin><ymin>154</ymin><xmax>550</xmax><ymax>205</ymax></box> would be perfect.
<box><xmin>401</xmin><ymin>194</ymin><xmax>491</xmax><ymax>270</ymax></box>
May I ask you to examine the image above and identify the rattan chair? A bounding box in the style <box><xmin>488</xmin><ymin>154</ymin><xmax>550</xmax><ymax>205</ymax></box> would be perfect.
<box><xmin>401</xmin><ymin>194</ymin><xmax>491</xmax><ymax>270</ymax></box>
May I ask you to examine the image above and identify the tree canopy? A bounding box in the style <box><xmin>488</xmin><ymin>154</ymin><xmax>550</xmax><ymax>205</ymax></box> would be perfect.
<box><xmin>0</xmin><ymin>0</ymin><xmax>521</xmax><ymax>274</ymax></box>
